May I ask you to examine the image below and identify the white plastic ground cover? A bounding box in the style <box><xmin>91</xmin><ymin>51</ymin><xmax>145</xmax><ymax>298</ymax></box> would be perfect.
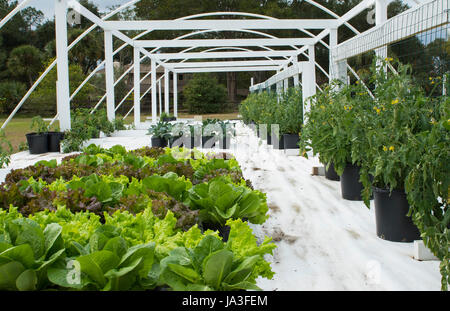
<box><xmin>0</xmin><ymin>121</ymin><xmax>441</xmax><ymax>291</ymax></box>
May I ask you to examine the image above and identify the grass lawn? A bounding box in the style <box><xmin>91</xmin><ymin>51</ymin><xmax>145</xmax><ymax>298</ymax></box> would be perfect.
<box><xmin>1</xmin><ymin>112</ymin><xmax>241</xmax><ymax>152</ymax></box>
<box><xmin>0</xmin><ymin>117</ymin><xmax>34</xmax><ymax>152</ymax></box>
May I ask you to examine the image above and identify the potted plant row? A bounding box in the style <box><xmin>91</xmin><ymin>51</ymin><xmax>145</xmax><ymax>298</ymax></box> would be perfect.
<box><xmin>26</xmin><ymin>116</ymin><xmax>65</xmax><ymax>154</ymax></box>
<box><xmin>240</xmin><ymin>88</ymin><xmax>303</xmax><ymax>150</ymax></box>
<box><xmin>148</xmin><ymin>119</ymin><xmax>235</xmax><ymax>149</ymax></box>
<box><xmin>299</xmin><ymin>58</ymin><xmax>439</xmax><ymax>244</ymax></box>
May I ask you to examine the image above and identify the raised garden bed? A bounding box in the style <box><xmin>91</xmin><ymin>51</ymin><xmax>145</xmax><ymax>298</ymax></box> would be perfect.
<box><xmin>0</xmin><ymin>144</ymin><xmax>275</xmax><ymax>291</ymax></box>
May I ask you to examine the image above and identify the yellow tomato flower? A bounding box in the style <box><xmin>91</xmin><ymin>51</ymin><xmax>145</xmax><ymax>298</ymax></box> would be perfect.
<box><xmin>383</xmin><ymin>146</ymin><xmax>388</xmax><ymax>151</ymax></box>
<box><xmin>389</xmin><ymin>146</ymin><xmax>395</xmax><ymax>151</ymax></box>
<box><xmin>391</xmin><ymin>99</ymin><xmax>399</xmax><ymax>105</ymax></box>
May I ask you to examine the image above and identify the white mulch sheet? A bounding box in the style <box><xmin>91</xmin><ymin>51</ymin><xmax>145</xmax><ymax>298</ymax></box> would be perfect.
<box><xmin>0</xmin><ymin>122</ymin><xmax>441</xmax><ymax>291</ymax></box>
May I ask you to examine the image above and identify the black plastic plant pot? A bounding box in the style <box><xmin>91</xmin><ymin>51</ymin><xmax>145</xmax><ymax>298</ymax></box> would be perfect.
<box><xmin>169</xmin><ymin>136</ymin><xmax>184</xmax><ymax>148</ymax></box>
<box><xmin>267</xmin><ymin>133</ymin><xmax>272</xmax><ymax>145</ymax></box>
<box><xmin>373</xmin><ymin>187</ymin><xmax>421</xmax><ymax>242</ymax></box>
<box><xmin>26</xmin><ymin>133</ymin><xmax>49</xmax><ymax>154</ymax></box>
<box><xmin>162</xmin><ymin>117</ymin><xmax>177</xmax><ymax>122</ymax></box>
<box><xmin>47</xmin><ymin>132</ymin><xmax>65</xmax><ymax>153</ymax></box>
<box><xmin>283</xmin><ymin>134</ymin><xmax>300</xmax><ymax>149</ymax></box>
<box><xmin>151</xmin><ymin>137</ymin><xmax>168</xmax><ymax>148</ymax></box>
<box><xmin>340</xmin><ymin>163</ymin><xmax>365</xmax><ymax>201</ymax></box>
<box><xmin>272</xmin><ymin>135</ymin><xmax>285</xmax><ymax>149</ymax></box>
<box><xmin>325</xmin><ymin>162</ymin><xmax>340</xmax><ymax>181</ymax></box>
<box><xmin>202</xmin><ymin>136</ymin><xmax>216</xmax><ymax>148</ymax></box>
<box><xmin>219</xmin><ymin>137</ymin><xmax>231</xmax><ymax>149</ymax></box>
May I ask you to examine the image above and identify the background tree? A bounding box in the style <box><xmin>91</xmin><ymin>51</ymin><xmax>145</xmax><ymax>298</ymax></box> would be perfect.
<box><xmin>29</xmin><ymin>60</ymin><xmax>95</xmax><ymax>114</ymax></box>
<box><xmin>0</xmin><ymin>80</ymin><xmax>26</xmax><ymax>114</ymax></box>
<box><xmin>7</xmin><ymin>45</ymin><xmax>42</xmax><ymax>87</ymax></box>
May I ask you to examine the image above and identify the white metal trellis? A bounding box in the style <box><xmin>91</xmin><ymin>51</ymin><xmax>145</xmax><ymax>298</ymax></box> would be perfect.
<box><xmin>0</xmin><ymin>0</ymin><xmax>433</xmax><ymax>130</ymax></box>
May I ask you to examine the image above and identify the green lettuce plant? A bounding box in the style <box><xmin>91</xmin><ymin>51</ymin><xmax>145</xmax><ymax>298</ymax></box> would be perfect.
<box><xmin>188</xmin><ymin>177</ymin><xmax>269</xmax><ymax>226</ymax></box>
<box><xmin>159</xmin><ymin>219</ymin><xmax>276</xmax><ymax>291</ymax></box>
<box><xmin>47</xmin><ymin>228</ymin><xmax>156</xmax><ymax>291</ymax></box>
<box><xmin>0</xmin><ymin>218</ymin><xmax>66</xmax><ymax>291</ymax></box>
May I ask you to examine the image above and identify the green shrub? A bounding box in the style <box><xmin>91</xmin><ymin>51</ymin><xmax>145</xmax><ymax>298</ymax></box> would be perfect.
<box><xmin>183</xmin><ymin>73</ymin><xmax>228</xmax><ymax>114</ymax></box>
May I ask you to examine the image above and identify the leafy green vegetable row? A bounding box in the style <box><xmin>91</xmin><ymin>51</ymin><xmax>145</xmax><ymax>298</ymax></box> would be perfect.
<box><xmin>2</xmin><ymin>171</ymin><xmax>268</xmax><ymax>228</ymax></box>
<box><xmin>0</xmin><ymin>207</ymin><xmax>275</xmax><ymax>291</ymax></box>
<box><xmin>6</xmin><ymin>146</ymin><xmax>250</xmax><ymax>188</ymax></box>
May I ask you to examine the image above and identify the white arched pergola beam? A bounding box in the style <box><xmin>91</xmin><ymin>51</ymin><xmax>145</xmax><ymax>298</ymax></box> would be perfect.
<box><xmin>104</xmin><ymin>19</ymin><xmax>340</xmax><ymax>30</ymax></box>
<box><xmin>75</xmin><ymin>3</ymin><xmax>369</xmax><ymax>117</ymax></box>
<box><xmin>120</xmin><ymin>39</ymin><xmax>327</xmax><ymax>118</ymax></box>
<box><xmin>73</xmin><ymin>12</ymin><xmax>284</xmax><ymax>102</ymax></box>
<box><xmin>112</xmin><ymin>3</ymin><xmax>384</xmax><ymax>121</ymax></box>
<box><xmin>78</xmin><ymin>6</ymin><xmax>334</xmax><ymax>113</ymax></box>
<box><xmin>149</xmin><ymin>51</ymin><xmax>299</xmax><ymax>60</ymax></box>
<box><xmin>304</xmin><ymin>0</ymin><xmax>361</xmax><ymax>35</ymax></box>
<box><xmin>174</xmin><ymin>66</ymin><xmax>280</xmax><ymax>73</ymax></box>
<box><xmin>119</xmin><ymin>45</ymin><xmax>285</xmax><ymax>117</ymax></box>
<box><xmin>68</xmin><ymin>9</ymin><xmax>343</xmax><ymax>121</ymax></box>
<box><xmin>166</xmin><ymin>60</ymin><xmax>288</xmax><ymax>69</ymax></box>
<box><xmin>134</xmin><ymin>38</ymin><xmax>317</xmax><ymax>48</ymax></box>
<box><xmin>101</xmin><ymin>27</ymin><xmax>303</xmax><ymax>115</ymax></box>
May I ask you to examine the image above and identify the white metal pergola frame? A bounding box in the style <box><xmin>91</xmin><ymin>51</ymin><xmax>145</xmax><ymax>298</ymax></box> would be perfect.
<box><xmin>0</xmin><ymin>0</ymin><xmax>434</xmax><ymax>131</ymax></box>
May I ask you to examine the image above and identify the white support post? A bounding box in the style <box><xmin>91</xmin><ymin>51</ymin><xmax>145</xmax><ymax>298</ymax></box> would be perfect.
<box><xmin>151</xmin><ymin>59</ymin><xmax>157</xmax><ymax>123</ymax></box>
<box><xmin>133</xmin><ymin>47</ymin><xmax>141</xmax><ymax>127</ymax></box>
<box><xmin>376</xmin><ymin>0</ymin><xmax>388</xmax><ymax>69</ymax></box>
<box><xmin>293</xmin><ymin>74</ymin><xmax>299</xmax><ymax>87</ymax></box>
<box><xmin>276</xmin><ymin>77</ymin><xmax>283</xmax><ymax>101</ymax></box>
<box><xmin>55</xmin><ymin>0</ymin><xmax>71</xmax><ymax>131</ymax></box>
<box><xmin>104</xmin><ymin>30</ymin><xmax>115</xmax><ymax>121</ymax></box>
<box><xmin>158</xmin><ymin>80</ymin><xmax>162</xmax><ymax>116</ymax></box>
<box><xmin>173</xmin><ymin>72</ymin><xmax>178</xmax><ymax>117</ymax></box>
<box><xmin>283</xmin><ymin>78</ymin><xmax>289</xmax><ymax>92</ymax></box>
<box><xmin>329</xmin><ymin>28</ymin><xmax>347</xmax><ymax>84</ymax></box>
<box><xmin>308</xmin><ymin>45</ymin><xmax>317</xmax><ymax>96</ymax></box>
<box><xmin>164</xmin><ymin>68</ymin><xmax>169</xmax><ymax>114</ymax></box>
<box><xmin>293</xmin><ymin>61</ymin><xmax>300</xmax><ymax>87</ymax></box>
<box><xmin>302</xmin><ymin>58</ymin><xmax>316</xmax><ymax>122</ymax></box>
